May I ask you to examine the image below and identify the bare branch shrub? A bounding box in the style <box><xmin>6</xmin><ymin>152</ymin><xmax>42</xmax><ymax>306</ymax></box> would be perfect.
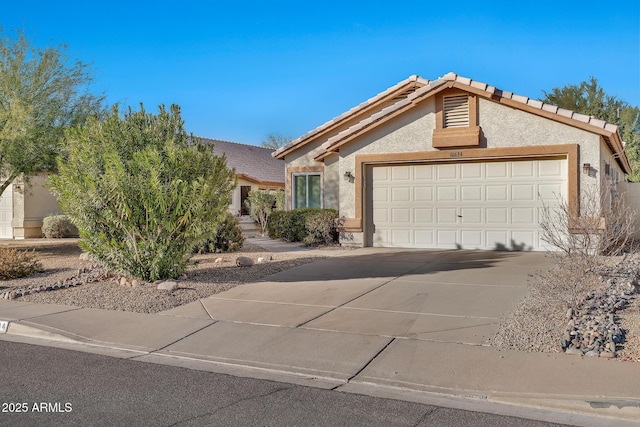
<box><xmin>537</xmin><ymin>181</ymin><xmax>636</xmax><ymax>311</ymax></box>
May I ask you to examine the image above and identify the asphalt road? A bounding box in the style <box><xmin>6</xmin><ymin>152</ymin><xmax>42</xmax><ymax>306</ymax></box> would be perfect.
<box><xmin>0</xmin><ymin>340</ymin><xmax>567</xmax><ymax>427</ymax></box>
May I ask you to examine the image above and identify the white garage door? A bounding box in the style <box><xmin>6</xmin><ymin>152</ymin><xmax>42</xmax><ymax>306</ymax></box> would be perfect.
<box><xmin>369</xmin><ymin>159</ymin><xmax>567</xmax><ymax>251</ymax></box>
<box><xmin>0</xmin><ymin>185</ymin><xmax>13</xmax><ymax>238</ymax></box>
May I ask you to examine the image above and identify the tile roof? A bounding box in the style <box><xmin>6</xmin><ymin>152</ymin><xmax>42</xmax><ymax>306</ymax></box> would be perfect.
<box><xmin>273</xmin><ymin>72</ymin><xmax>630</xmax><ymax>173</ymax></box>
<box><xmin>199</xmin><ymin>137</ymin><xmax>285</xmax><ymax>185</ymax></box>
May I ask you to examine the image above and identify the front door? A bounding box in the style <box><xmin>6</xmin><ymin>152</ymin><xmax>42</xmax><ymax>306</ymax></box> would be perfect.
<box><xmin>240</xmin><ymin>186</ymin><xmax>251</xmax><ymax>216</ymax></box>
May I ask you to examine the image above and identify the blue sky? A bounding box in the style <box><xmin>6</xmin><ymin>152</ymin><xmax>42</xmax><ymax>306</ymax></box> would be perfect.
<box><xmin>4</xmin><ymin>1</ymin><xmax>639</xmax><ymax>145</ymax></box>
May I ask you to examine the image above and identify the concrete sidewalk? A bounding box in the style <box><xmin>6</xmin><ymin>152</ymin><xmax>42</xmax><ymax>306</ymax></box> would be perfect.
<box><xmin>1</xmin><ymin>246</ymin><xmax>639</xmax><ymax>426</ymax></box>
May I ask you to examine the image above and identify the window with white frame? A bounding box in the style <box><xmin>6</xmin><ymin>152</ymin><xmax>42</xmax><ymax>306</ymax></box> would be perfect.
<box><xmin>293</xmin><ymin>173</ymin><xmax>322</xmax><ymax>209</ymax></box>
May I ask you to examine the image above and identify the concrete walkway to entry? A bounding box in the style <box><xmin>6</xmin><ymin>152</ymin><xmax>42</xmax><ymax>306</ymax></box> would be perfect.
<box><xmin>2</xmin><ymin>244</ymin><xmax>640</xmax><ymax>425</ymax></box>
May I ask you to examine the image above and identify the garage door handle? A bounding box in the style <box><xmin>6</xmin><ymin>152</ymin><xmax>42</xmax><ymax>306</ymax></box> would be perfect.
<box><xmin>457</xmin><ymin>215</ymin><xmax>463</xmax><ymax>218</ymax></box>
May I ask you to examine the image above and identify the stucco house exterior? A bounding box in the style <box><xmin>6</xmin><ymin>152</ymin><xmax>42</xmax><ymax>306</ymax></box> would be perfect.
<box><xmin>0</xmin><ymin>138</ymin><xmax>284</xmax><ymax>239</ymax></box>
<box><xmin>273</xmin><ymin>72</ymin><xmax>632</xmax><ymax>251</ymax></box>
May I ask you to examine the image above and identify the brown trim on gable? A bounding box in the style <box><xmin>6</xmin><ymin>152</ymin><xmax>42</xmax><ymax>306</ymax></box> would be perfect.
<box><xmin>343</xmin><ymin>144</ymin><xmax>580</xmax><ymax>233</ymax></box>
<box><xmin>286</xmin><ymin>165</ymin><xmax>324</xmax><ymax>210</ymax></box>
<box><xmin>236</xmin><ymin>173</ymin><xmax>284</xmax><ymax>188</ymax></box>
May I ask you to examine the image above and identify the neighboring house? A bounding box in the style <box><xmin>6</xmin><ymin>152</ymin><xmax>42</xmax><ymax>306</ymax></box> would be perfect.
<box><xmin>273</xmin><ymin>72</ymin><xmax>631</xmax><ymax>251</ymax></box>
<box><xmin>0</xmin><ymin>174</ymin><xmax>63</xmax><ymax>239</ymax></box>
<box><xmin>0</xmin><ymin>139</ymin><xmax>284</xmax><ymax>239</ymax></box>
<box><xmin>200</xmin><ymin>138</ymin><xmax>285</xmax><ymax>216</ymax></box>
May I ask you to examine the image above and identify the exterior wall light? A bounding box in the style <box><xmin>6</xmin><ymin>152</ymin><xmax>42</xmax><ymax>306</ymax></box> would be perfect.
<box><xmin>582</xmin><ymin>163</ymin><xmax>591</xmax><ymax>175</ymax></box>
<box><xmin>343</xmin><ymin>171</ymin><xmax>354</xmax><ymax>181</ymax></box>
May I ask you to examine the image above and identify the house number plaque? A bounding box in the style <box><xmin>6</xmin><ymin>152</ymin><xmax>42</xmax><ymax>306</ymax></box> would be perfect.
<box><xmin>449</xmin><ymin>151</ymin><xmax>463</xmax><ymax>158</ymax></box>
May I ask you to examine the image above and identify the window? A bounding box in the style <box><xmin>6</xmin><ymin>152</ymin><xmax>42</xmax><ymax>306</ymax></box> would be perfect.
<box><xmin>293</xmin><ymin>174</ymin><xmax>321</xmax><ymax>208</ymax></box>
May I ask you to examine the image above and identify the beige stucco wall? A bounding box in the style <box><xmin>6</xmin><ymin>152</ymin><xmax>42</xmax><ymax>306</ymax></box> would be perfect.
<box><xmin>12</xmin><ymin>174</ymin><xmax>64</xmax><ymax>238</ymax></box>
<box><xmin>229</xmin><ymin>176</ymin><xmax>283</xmax><ymax>215</ymax></box>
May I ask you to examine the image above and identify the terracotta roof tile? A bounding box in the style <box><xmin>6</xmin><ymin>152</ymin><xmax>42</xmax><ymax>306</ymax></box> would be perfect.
<box><xmin>199</xmin><ymin>138</ymin><xmax>284</xmax><ymax>184</ymax></box>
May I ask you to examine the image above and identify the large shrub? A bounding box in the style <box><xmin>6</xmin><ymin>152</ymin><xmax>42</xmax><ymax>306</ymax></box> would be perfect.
<box><xmin>195</xmin><ymin>212</ymin><xmax>245</xmax><ymax>253</ymax></box>
<box><xmin>0</xmin><ymin>247</ymin><xmax>43</xmax><ymax>279</ymax></box>
<box><xmin>267</xmin><ymin>208</ymin><xmax>339</xmax><ymax>245</ymax></box>
<box><xmin>48</xmin><ymin>104</ymin><xmax>236</xmax><ymax>281</ymax></box>
<box><xmin>42</xmin><ymin>214</ymin><xmax>78</xmax><ymax>238</ymax></box>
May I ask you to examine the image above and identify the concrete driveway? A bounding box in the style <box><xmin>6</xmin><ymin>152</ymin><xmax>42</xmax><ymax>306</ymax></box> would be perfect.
<box><xmin>164</xmin><ymin>248</ymin><xmax>552</xmax><ymax>345</ymax></box>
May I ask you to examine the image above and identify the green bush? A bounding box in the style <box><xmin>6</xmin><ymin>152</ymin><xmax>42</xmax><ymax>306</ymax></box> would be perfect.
<box><xmin>48</xmin><ymin>104</ymin><xmax>236</xmax><ymax>281</ymax></box>
<box><xmin>0</xmin><ymin>247</ymin><xmax>43</xmax><ymax>280</ymax></box>
<box><xmin>42</xmin><ymin>215</ymin><xmax>78</xmax><ymax>238</ymax></box>
<box><xmin>304</xmin><ymin>209</ymin><xmax>339</xmax><ymax>246</ymax></box>
<box><xmin>267</xmin><ymin>210</ymin><xmax>287</xmax><ymax>240</ymax></box>
<box><xmin>267</xmin><ymin>208</ymin><xmax>339</xmax><ymax>245</ymax></box>
<box><xmin>195</xmin><ymin>212</ymin><xmax>245</xmax><ymax>253</ymax></box>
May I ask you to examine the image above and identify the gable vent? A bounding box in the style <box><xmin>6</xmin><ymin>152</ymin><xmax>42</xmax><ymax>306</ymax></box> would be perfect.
<box><xmin>443</xmin><ymin>95</ymin><xmax>469</xmax><ymax>128</ymax></box>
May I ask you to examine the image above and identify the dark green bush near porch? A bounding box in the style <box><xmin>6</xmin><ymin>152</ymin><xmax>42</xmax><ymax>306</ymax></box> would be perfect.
<box><xmin>194</xmin><ymin>212</ymin><xmax>245</xmax><ymax>254</ymax></box>
<box><xmin>267</xmin><ymin>208</ymin><xmax>339</xmax><ymax>245</ymax></box>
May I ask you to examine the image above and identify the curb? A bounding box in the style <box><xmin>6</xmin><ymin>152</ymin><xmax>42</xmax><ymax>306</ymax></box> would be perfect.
<box><xmin>2</xmin><ymin>321</ymin><xmax>639</xmax><ymax>427</ymax></box>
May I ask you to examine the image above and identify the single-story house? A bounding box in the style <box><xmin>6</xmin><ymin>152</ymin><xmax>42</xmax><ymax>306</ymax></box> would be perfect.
<box><xmin>0</xmin><ymin>138</ymin><xmax>284</xmax><ymax>239</ymax></box>
<box><xmin>203</xmin><ymin>138</ymin><xmax>285</xmax><ymax>215</ymax></box>
<box><xmin>273</xmin><ymin>72</ymin><xmax>632</xmax><ymax>251</ymax></box>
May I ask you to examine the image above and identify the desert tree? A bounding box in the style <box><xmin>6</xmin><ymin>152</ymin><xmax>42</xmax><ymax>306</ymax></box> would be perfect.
<box><xmin>0</xmin><ymin>29</ymin><xmax>102</xmax><ymax>195</ymax></box>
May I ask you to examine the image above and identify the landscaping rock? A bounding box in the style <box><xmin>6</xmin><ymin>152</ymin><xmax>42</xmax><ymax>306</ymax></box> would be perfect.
<box><xmin>214</xmin><ymin>257</ymin><xmax>223</xmax><ymax>264</ymax></box>
<box><xmin>79</xmin><ymin>252</ymin><xmax>91</xmax><ymax>261</ymax></box>
<box><xmin>236</xmin><ymin>256</ymin><xmax>254</xmax><ymax>267</ymax></box>
<box><xmin>131</xmin><ymin>279</ymin><xmax>141</xmax><ymax>288</ymax></box>
<box><xmin>157</xmin><ymin>281</ymin><xmax>178</xmax><ymax>291</ymax></box>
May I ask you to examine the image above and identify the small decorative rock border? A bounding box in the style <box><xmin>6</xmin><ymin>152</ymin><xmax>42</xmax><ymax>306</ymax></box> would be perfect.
<box><xmin>1</xmin><ymin>264</ymin><xmax>113</xmax><ymax>300</ymax></box>
<box><xmin>562</xmin><ymin>254</ymin><xmax>640</xmax><ymax>358</ymax></box>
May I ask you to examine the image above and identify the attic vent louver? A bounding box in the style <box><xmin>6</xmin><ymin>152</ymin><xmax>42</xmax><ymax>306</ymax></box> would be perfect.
<box><xmin>443</xmin><ymin>95</ymin><xmax>469</xmax><ymax>128</ymax></box>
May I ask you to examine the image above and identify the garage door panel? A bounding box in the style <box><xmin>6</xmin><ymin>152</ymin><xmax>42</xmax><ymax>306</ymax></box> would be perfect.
<box><xmin>392</xmin><ymin>166</ymin><xmax>411</xmax><ymax>181</ymax></box>
<box><xmin>486</xmin><ymin>231</ymin><xmax>508</xmax><ymax>248</ymax></box>
<box><xmin>437</xmin><ymin>208</ymin><xmax>458</xmax><ymax>223</ymax></box>
<box><xmin>414</xmin><ymin>208</ymin><xmax>434</xmax><ymax>223</ymax></box>
<box><xmin>372</xmin><ymin>187</ymin><xmax>389</xmax><ymax>202</ymax></box>
<box><xmin>391</xmin><ymin>229</ymin><xmax>412</xmax><ymax>245</ymax></box>
<box><xmin>538</xmin><ymin>183</ymin><xmax>564</xmax><ymax>201</ymax></box>
<box><xmin>512</xmin><ymin>207</ymin><xmax>535</xmax><ymax>224</ymax></box>
<box><xmin>512</xmin><ymin>161</ymin><xmax>534</xmax><ymax>178</ymax></box>
<box><xmin>486</xmin><ymin>162</ymin><xmax>508</xmax><ymax>178</ymax></box>
<box><xmin>392</xmin><ymin>208</ymin><xmax>411</xmax><ymax>223</ymax></box>
<box><xmin>460</xmin><ymin>208</ymin><xmax>482</xmax><ymax>224</ymax></box>
<box><xmin>436</xmin><ymin>230</ymin><xmax>457</xmax><ymax>246</ymax></box>
<box><xmin>511</xmin><ymin>231</ymin><xmax>536</xmax><ymax>250</ymax></box>
<box><xmin>461</xmin><ymin>185</ymin><xmax>482</xmax><ymax>202</ymax></box>
<box><xmin>414</xmin><ymin>230</ymin><xmax>434</xmax><ymax>245</ymax></box>
<box><xmin>436</xmin><ymin>164</ymin><xmax>457</xmax><ymax>179</ymax></box>
<box><xmin>370</xmin><ymin>160</ymin><xmax>567</xmax><ymax>251</ymax></box>
<box><xmin>414</xmin><ymin>165</ymin><xmax>434</xmax><ymax>180</ymax></box>
<box><xmin>538</xmin><ymin>159</ymin><xmax>564</xmax><ymax>177</ymax></box>
<box><xmin>461</xmin><ymin>230</ymin><xmax>483</xmax><ymax>247</ymax></box>
<box><xmin>486</xmin><ymin>208</ymin><xmax>508</xmax><ymax>224</ymax></box>
<box><xmin>486</xmin><ymin>185</ymin><xmax>508</xmax><ymax>201</ymax></box>
<box><xmin>391</xmin><ymin>187</ymin><xmax>411</xmax><ymax>202</ymax></box>
<box><xmin>414</xmin><ymin>186</ymin><xmax>433</xmax><ymax>202</ymax></box>
<box><xmin>461</xmin><ymin>163</ymin><xmax>482</xmax><ymax>179</ymax></box>
<box><xmin>436</xmin><ymin>186</ymin><xmax>457</xmax><ymax>201</ymax></box>
<box><xmin>511</xmin><ymin>184</ymin><xmax>535</xmax><ymax>201</ymax></box>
